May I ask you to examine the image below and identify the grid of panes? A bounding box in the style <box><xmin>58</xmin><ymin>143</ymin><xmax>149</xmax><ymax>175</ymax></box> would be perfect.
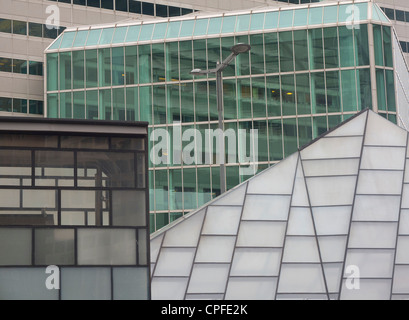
<box><xmin>0</xmin><ymin>18</ymin><xmax>65</xmax><ymax>39</ymax></box>
<box><xmin>0</xmin><ymin>57</ymin><xmax>43</xmax><ymax>76</ymax></box>
<box><xmin>0</xmin><ymin>131</ymin><xmax>149</xmax><ymax>300</ymax></box>
<box><xmin>373</xmin><ymin>24</ymin><xmax>397</xmax><ymax>119</ymax></box>
<box><xmin>381</xmin><ymin>6</ymin><xmax>409</xmax><ymax>23</ymax></box>
<box><xmin>0</xmin><ymin>97</ymin><xmax>43</xmax><ymax>115</ymax></box>
<box><xmin>45</xmin><ymin>2</ymin><xmax>399</xmax><ymax>232</ymax></box>
<box><xmin>48</xmin><ymin>0</ymin><xmax>194</xmax><ymax>18</ymax></box>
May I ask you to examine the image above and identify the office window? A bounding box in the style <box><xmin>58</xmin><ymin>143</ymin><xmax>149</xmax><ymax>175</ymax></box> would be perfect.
<box><xmin>29</xmin><ymin>61</ymin><xmax>43</xmax><ymax>76</ymax></box>
<box><xmin>101</xmin><ymin>0</ymin><xmax>113</xmax><ymax>9</ymax></box>
<box><xmin>129</xmin><ymin>0</ymin><xmax>141</xmax><ymax>13</ymax></box>
<box><xmin>115</xmin><ymin>0</ymin><xmax>127</xmax><ymax>11</ymax></box>
<box><xmin>142</xmin><ymin>2</ymin><xmax>154</xmax><ymax>16</ymax></box>
<box><xmin>0</xmin><ymin>97</ymin><xmax>12</xmax><ymax>112</ymax></box>
<box><xmin>13</xmin><ymin>98</ymin><xmax>28</xmax><ymax>113</ymax></box>
<box><xmin>29</xmin><ymin>22</ymin><xmax>42</xmax><ymax>37</ymax></box>
<box><xmin>88</xmin><ymin>0</ymin><xmax>100</xmax><ymax>8</ymax></box>
<box><xmin>43</xmin><ymin>25</ymin><xmax>58</xmax><ymax>39</ymax></box>
<box><xmin>29</xmin><ymin>100</ymin><xmax>44</xmax><ymax>115</ymax></box>
<box><xmin>13</xmin><ymin>59</ymin><xmax>28</xmax><ymax>74</ymax></box>
<box><xmin>0</xmin><ymin>18</ymin><xmax>12</xmax><ymax>33</ymax></box>
<box><xmin>384</xmin><ymin>8</ymin><xmax>394</xmax><ymax>20</ymax></box>
<box><xmin>13</xmin><ymin>20</ymin><xmax>27</xmax><ymax>35</ymax></box>
<box><xmin>0</xmin><ymin>57</ymin><xmax>12</xmax><ymax>72</ymax></box>
<box><xmin>396</xmin><ymin>10</ymin><xmax>405</xmax><ymax>22</ymax></box>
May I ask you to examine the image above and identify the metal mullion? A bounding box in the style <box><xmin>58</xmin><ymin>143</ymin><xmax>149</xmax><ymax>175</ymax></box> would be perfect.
<box><xmin>274</xmin><ymin>152</ymin><xmax>300</xmax><ymax>299</ymax></box>
<box><xmin>337</xmin><ymin>110</ymin><xmax>369</xmax><ymax>300</ymax></box>
<box><xmin>390</xmin><ymin>131</ymin><xmax>409</xmax><ymax>299</ymax></box>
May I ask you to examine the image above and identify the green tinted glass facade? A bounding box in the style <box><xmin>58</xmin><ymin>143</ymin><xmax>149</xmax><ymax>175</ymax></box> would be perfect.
<box><xmin>45</xmin><ymin>1</ymin><xmax>401</xmax><ymax>232</ymax></box>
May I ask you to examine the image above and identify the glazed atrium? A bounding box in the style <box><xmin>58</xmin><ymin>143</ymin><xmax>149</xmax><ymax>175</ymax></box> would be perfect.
<box><xmin>44</xmin><ymin>0</ymin><xmax>409</xmax><ymax>232</ymax></box>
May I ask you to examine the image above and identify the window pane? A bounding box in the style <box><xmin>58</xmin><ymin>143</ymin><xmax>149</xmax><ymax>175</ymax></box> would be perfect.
<box><xmin>73</xmin><ymin>91</ymin><xmax>85</xmax><ymax>119</ymax></box>
<box><xmin>294</xmin><ymin>30</ymin><xmax>308</xmax><ymax>71</ymax></box>
<box><xmin>47</xmin><ymin>93</ymin><xmax>59</xmax><ymax>118</ymax></box>
<box><xmin>101</xmin><ymin>0</ymin><xmax>113</xmax><ymax>10</ymax></box>
<box><xmin>139</xmin><ymin>86</ymin><xmax>151</xmax><ymax>122</ymax></box>
<box><xmin>35</xmin><ymin>229</ymin><xmax>75</xmax><ymax>265</ymax></box>
<box><xmin>139</xmin><ymin>24</ymin><xmax>154</xmax><ymax>41</ymax></box>
<box><xmin>78</xmin><ymin>229</ymin><xmax>137</xmax><ymax>265</ymax></box>
<box><xmin>13</xmin><ymin>20</ymin><xmax>27</xmax><ymax>35</ymax></box>
<box><xmin>29</xmin><ymin>100</ymin><xmax>43</xmax><ymax>115</ymax></box>
<box><xmin>0</xmin><ymin>97</ymin><xmax>12</xmax><ymax>112</ymax></box>
<box><xmin>60</xmin><ymin>92</ymin><xmax>72</xmax><ymax>118</ymax></box>
<box><xmin>269</xmin><ymin>119</ymin><xmax>283</xmax><ymax>161</ymax></box>
<box><xmin>115</xmin><ymin>0</ymin><xmax>127</xmax><ymax>11</ymax></box>
<box><xmin>236</xmin><ymin>35</ymin><xmax>250</xmax><ymax>76</ymax></box>
<box><xmin>138</xmin><ymin>45</ymin><xmax>151</xmax><ymax>84</ymax></box>
<box><xmin>86</xmin><ymin>90</ymin><xmax>98</xmax><ymax>119</ymax></box>
<box><xmin>43</xmin><ymin>25</ymin><xmax>58</xmax><ymax>39</ymax></box>
<box><xmin>250</xmin><ymin>34</ymin><xmax>264</xmax><ymax>75</ymax></box>
<box><xmin>142</xmin><ymin>2</ymin><xmax>154</xmax><ymax>16</ymax></box>
<box><xmin>0</xmin><ymin>18</ymin><xmax>12</xmax><ymax>33</ymax></box>
<box><xmin>357</xmin><ymin>68</ymin><xmax>372</xmax><ymax>109</ymax></box>
<box><xmin>13</xmin><ymin>98</ymin><xmax>27</xmax><ymax>113</ymax></box>
<box><xmin>264</xmin><ymin>33</ymin><xmax>279</xmax><ymax>75</ymax></box>
<box><xmin>13</xmin><ymin>59</ymin><xmax>27</xmax><ymax>74</ymax></box>
<box><xmin>324</xmin><ymin>27</ymin><xmax>339</xmax><ymax>69</ymax></box>
<box><xmin>72</xmin><ymin>30</ymin><xmax>88</xmax><ymax>47</ymax></box>
<box><xmin>383</xmin><ymin>26</ymin><xmax>393</xmax><ymax>67</ymax></box>
<box><xmin>179</xmin><ymin>41</ymin><xmax>193</xmax><ymax>81</ymax></box>
<box><xmin>29</xmin><ymin>61</ymin><xmax>43</xmax><ymax>76</ymax></box>
<box><xmin>312</xmin><ymin>72</ymin><xmax>326</xmax><ymax>113</ymax></box>
<box><xmin>0</xmin><ymin>229</ymin><xmax>31</xmax><ymax>265</ymax></box>
<box><xmin>296</xmin><ymin>73</ymin><xmax>311</xmax><ymax>115</ymax></box>
<box><xmin>77</xmin><ymin>151</ymin><xmax>135</xmax><ymax>188</ymax></box>
<box><xmin>373</xmin><ymin>24</ymin><xmax>383</xmax><ymax>66</ymax></box>
<box><xmin>376</xmin><ymin>69</ymin><xmax>387</xmax><ymax>111</ymax></box>
<box><xmin>112</xmin><ymin>87</ymin><xmax>125</xmax><ymax>120</ymax></box>
<box><xmin>267</xmin><ymin>75</ymin><xmax>281</xmax><ymax>117</ymax></box>
<box><xmin>326</xmin><ymin>71</ymin><xmax>341</xmax><ymax>113</ymax></box>
<box><xmin>355</xmin><ymin>24</ymin><xmax>369</xmax><ymax>66</ymax></box>
<box><xmin>279</xmin><ymin>31</ymin><xmax>294</xmax><ymax>72</ymax></box>
<box><xmin>112</xmin><ymin>47</ymin><xmax>124</xmax><ymax>86</ymax></box>
<box><xmin>29</xmin><ymin>22</ymin><xmax>42</xmax><ymax>37</ymax></box>
<box><xmin>281</xmin><ymin>74</ymin><xmax>296</xmax><ymax>116</ymax></box>
<box><xmin>98</xmin><ymin>48</ymin><xmax>111</xmax><ymax>87</ymax></box>
<box><xmin>125</xmin><ymin>46</ymin><xmax>137</xmax><ymax>85</ymax></box>
<box><xmin>339</xmin><ymin>26</ymin><xmax>355</xmax><ymax>67</ymax></box>
<box><xmin>309</xmin><ymin>28</ymin><xmax>324</xmax><ymax>70</ymax></box>
<box><xmin>99</xmin><ymin>89</ymin><xmax>111</xmax><ymax>120</ymax></box>
<box><xmin>86</xmin><ymin>29</ymin><xmax>102</xmax><ymax>46</ymax></box>
<box><xmin>126</xmin><ymin>87</ymin><xmax>138</xmax><ymax>121</ymax></box>
<box><xmin>152</xmin><ymin>43</ymin><xmax>165</xmax><ymax>82</ymax></box>
<box><xmin>59</xmin><ymin>52</ymin><xmax>72</xmax><ymax>90</ymax></box>
<box><xmin>341</xmin><ymin>69</ymin><xmax>357</xmax><ymax>112</ymax></box>
<box><xmin>112</xmin><ymin>190</ymin><xmax>146</xmax><ymax>226</ymax></box>
<box><xmin>35</xmin><ymin>150</ymin><xmax>74</xmax><ymax>186</ymax></box>
<box><xmin>72</xmin><ymin>51</ymin><xmax>84</xmax><ymax>89</ymax></box>
<box><xmin>0</xmin><ymin>57</ymin><xmax>12</xmax><ymax>73</ymax></box>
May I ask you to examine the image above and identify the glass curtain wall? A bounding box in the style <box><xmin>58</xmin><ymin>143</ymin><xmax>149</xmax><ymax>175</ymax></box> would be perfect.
<box><xmin>45</xmin><ymin>3</ymin><xmax>399</xmax><ymax>232</ymax></box>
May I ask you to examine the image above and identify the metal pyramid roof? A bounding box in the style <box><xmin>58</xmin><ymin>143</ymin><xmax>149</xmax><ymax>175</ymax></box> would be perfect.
<box><xmin>150</xmin><ymin>110</ymin><xmax>409</xmax><ymax>300</ymax></box>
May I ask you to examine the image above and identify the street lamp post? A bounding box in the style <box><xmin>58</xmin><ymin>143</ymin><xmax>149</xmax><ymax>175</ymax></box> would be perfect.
<box><xmin>191</xmin><ymin>43</ymin><xmax>251</xmax><ymax>195</ymax></box>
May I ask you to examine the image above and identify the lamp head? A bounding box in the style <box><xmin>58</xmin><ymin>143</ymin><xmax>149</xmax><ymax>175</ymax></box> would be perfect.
<box><xmin>231</xmin><ymin>43</ymin><xmax>251</xmax><ymax>55</ymax></box>
<box><xmin>190</xmin><ymin>68</ymin><xmax>204</xmax><ymax>75</ymax></box>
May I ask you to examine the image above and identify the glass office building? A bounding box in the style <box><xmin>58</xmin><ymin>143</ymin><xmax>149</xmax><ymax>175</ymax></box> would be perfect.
<box><xmin>44</xmin><ymin>0</ymin><xmax>409</xmax><ymax>232</ymax></box>
<box><xmin>151</xmin><ymin>110</ymin><xmax>409</xmax><ymax>300</ymax></box>
<box><xmin>0</xmin><ymin>117</ymin><xmax>150</xmax><ymax>300</ymax></box>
